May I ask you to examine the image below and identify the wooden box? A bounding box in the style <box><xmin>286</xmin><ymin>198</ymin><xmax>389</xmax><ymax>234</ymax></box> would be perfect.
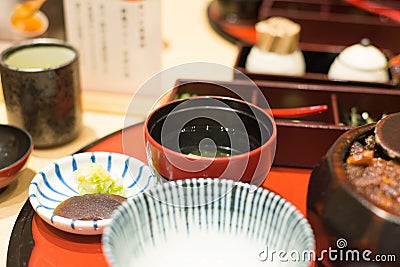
<box><xmin>171</xmin><ymin>78</ymin><xmax>400</xmax><ymax>168</ymax></box>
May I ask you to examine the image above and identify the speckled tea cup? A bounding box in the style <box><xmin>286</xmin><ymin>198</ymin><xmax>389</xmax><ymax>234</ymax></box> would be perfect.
<box><xmin>0</xmin><ymin>38</ymin><xmax>82</xmax><ymax>147</ymax></box>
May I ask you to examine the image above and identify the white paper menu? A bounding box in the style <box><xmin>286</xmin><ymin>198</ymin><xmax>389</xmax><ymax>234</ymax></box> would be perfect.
<box><xmin>63</xmin><ymin>0</ymin><xmax>162</xmax><ymax>95</ymax></box>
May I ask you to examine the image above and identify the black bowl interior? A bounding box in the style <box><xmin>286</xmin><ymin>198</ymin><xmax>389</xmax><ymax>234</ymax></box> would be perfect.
<box><xmin>147</xmin><ymin>97</ymin><xmax>274</xmax><ymax>157</ymax></box>
<box><xmin>0</xmin><ymin>125</ymin><xmax>32</xmax><ymax>169</ymax></box>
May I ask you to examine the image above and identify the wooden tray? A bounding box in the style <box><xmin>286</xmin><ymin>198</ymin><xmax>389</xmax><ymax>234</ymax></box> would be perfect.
<box><xmin>258</xmin><ymin>0</ymin><xmax>400</xmax><ymax>53</ymax></box>
<box><xmin>171</xmin><ymin>79</ymin><xmax>400</xmax><ymax>168</ymax></box>
<box><xmin>208</xmin><ymin>0</ymin><xmax>400</xmax><ymax>54</ymax></box>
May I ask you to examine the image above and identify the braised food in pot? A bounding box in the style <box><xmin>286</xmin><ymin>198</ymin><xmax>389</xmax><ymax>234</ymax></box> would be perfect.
<box><xmin>345</xmin><ymin>134</ymin><xmax>400</xmax><ymax>216</ymax></box>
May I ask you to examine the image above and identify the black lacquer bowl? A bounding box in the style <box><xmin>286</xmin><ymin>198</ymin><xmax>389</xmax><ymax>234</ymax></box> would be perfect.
<box><xmin>0</xmin><ymin>124</ymin><xmax>33</xmax><ymax>189</ymax></box>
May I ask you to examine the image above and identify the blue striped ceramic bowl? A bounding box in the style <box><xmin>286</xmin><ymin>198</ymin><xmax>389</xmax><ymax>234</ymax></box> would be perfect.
<box><xmin>103</xmin><ymin>178</ymin><xmax>315</xmax><ymax>267</ymax></box>
<box><xmin>29</xmin><ymin>152</ymin><xmax>156</xmax><ymax>235</ymax></box>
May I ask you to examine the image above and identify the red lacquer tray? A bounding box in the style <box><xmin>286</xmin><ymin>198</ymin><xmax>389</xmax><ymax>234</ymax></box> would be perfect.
<box><xmin>208</xmin><ymin>0</ymin><xmax>400</xmax><ymax>54</ymax></box>
<box><xmin>7</xmin><ymin>122</ymin><xmax>321</xmax><ymax>267</ymax></box>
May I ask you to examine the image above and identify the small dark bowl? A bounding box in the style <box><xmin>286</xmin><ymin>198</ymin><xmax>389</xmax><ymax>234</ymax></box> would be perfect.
<box><xmin>307</xmin><ymin>122</ymin><xmax>400</xmax><ymax>265</ymax></box>
<box><xmin>144</xmin><ymin>96</ymin><xmax>277</xmax><ymax>186</ymax></box>
<box><xmin>0</xmin><ymin>124</ymin><xmax>33</xmax><ymax>189</ymax></box>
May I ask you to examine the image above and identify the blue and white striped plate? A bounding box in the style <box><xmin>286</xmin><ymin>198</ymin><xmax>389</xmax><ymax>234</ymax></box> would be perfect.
<box><xmin>29</xmin><ymin>152</ymin><xmax>156</xmax><ymax>235</ymax></box>
<box><xmin>103</xmin><ymin>178</ymin><xmax>315</xmax><ymax>267</ymax></box>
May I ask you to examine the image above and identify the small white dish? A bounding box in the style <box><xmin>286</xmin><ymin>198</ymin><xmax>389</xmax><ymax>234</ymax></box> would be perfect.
<box><xmin>10</xmin><ymin>10</ymin><xmax>49</xmax><ymax>38</ymax></box>
<box><xmin>29</xmin><ymin>152</ymin><xmax>156</xmax><ymax>235</ymax></box>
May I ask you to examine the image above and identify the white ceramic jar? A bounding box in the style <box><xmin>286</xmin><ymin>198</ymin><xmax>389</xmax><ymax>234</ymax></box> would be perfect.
<box><xmin>246</xmin><ymin>17</ymin><xmax>306</xmax><ymax>76</ymax></box>
<box><xmin>328</xmin><ymin>38</ymin><xmax>389</xmax><ymax>83</ymax></box>
<box><xmin>246</xmin><ymin>46</ymin><xmax>305</xmax><ymax>76</ymax></box>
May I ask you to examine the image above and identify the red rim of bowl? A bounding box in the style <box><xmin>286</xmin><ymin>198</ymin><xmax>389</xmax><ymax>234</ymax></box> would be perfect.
<box><xmin>144</xmin><ymin>96</ymin><xmax>277</xmax><ymax>163</ymax></box>
<box><xmin>0</xmin><ymin>124</ymin><xmax>33</xmax><ymax>174</ymax></box>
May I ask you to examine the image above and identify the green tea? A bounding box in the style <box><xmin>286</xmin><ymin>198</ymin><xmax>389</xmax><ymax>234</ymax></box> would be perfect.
<box><xmin>4</xmin><ymin>46</ymin><xmax>75</xmax><ymax>69</ymax></box>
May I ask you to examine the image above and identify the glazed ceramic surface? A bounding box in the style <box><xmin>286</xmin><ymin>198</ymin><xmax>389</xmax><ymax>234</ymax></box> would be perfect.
<box><xmin>0</xmin><ymin>124</ymin><xmax>33</xmax><ymax>188</ymax></box>
<box><xmin>307</xmin><ymin>122</ymin><xmax>400</xmax><ymax>265</ymax></box>
<box><xmin>246</xmin><ymin>46</ymin><xmax>306</xmax><ymax>76</ymax></box>
<box><xmin>0</xmin><ymin>38</ymin><xmax>82</xmax><ymax>147</ymax></box>
<box><xmin>328</xmin><ymin>40</ymin><xmax>389</xmax><ymax>83</ymax></box>
<box><xmin>28</xmin><ymin>152</ymin><xmax>156</xmax><ymax>235</ymax></box>
<box><xmin>103</xmin><ymin>178</ymin><xmax>315</xmax><ymax>267</ymax></box>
